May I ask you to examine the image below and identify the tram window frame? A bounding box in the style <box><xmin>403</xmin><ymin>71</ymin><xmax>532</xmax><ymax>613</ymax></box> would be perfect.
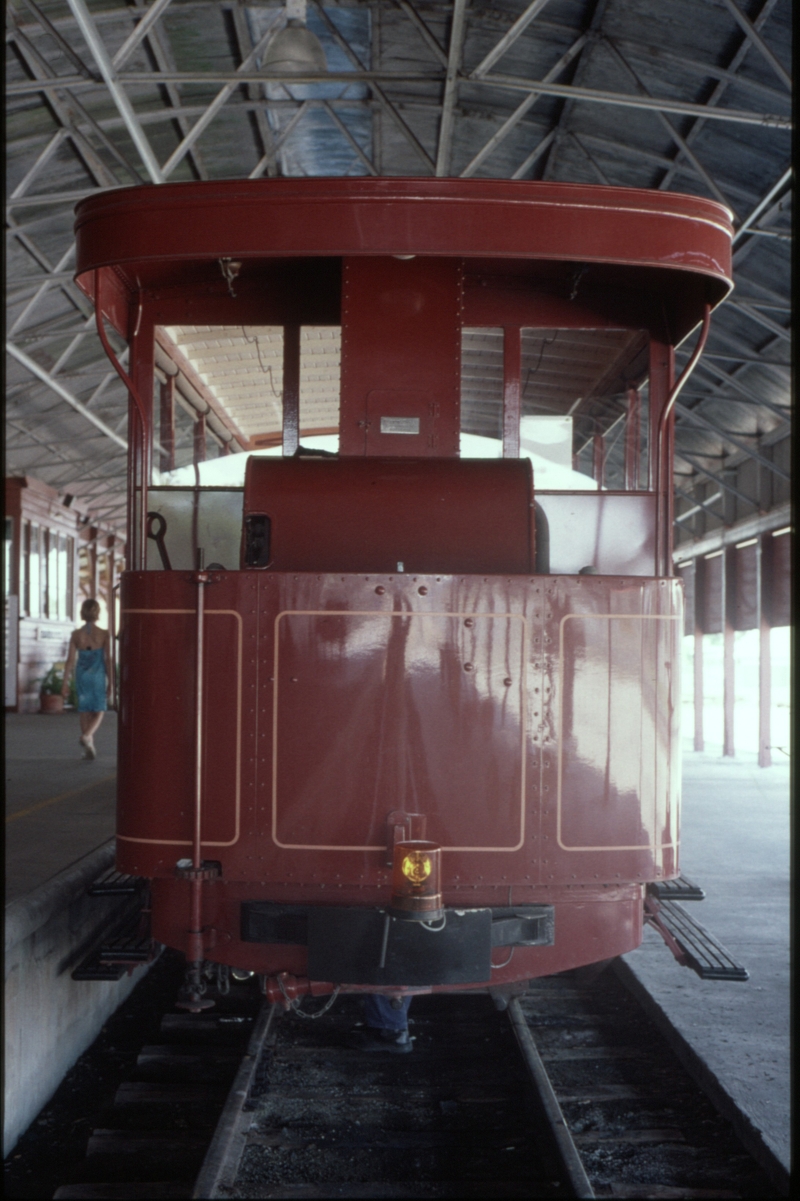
<box><xmin>28</xmin><ymin>524</ymin><xmax>41</xmax><ymax>619</ymax></box>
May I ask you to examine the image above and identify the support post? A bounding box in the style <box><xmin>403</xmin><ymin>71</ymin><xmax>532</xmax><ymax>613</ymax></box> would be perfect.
<box><xmin>624</xmin><ymin>386</ymin><xmax>640</xmax><ymax>490</ymax></box>
<box><xmin>722</xmin><ymin>545</ymin><xmax>735</xmax><ymax>757</ymax></box>
<box><xmin>193</xmin><ymin>413</ymin><xmax>207</xmax><ymax>465</ymax></box>
<box><xmin>502</xmin><ymin>327</ymin><xmax>521</xmax><ymax>458</ymax></box>
<box><xmin>159</xmin><ymin>376</ymin><xmax>175</xmax><ymax>473</ymax></box>
<box><xmin>693</xmin><ymin>557</ymin><xmax>704</xmax><ymax>753</ymax></box>
<box><xmin>758</xmin><ymin>533</ymin><xmax>772</xmax><ymax>767</ymax></box>
<box><xmin>282</xmin><ymin>324</ymin><xmax>300</xmax><ymax>457</ymax></box>
<box><xmin>592</xmin><ymin>433</ymin><xmax>605</xmax><ymax>487</ymax></box>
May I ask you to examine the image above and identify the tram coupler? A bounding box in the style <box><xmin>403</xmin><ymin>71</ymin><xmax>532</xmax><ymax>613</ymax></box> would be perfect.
<box><xmin>176</xmin><ymin>957</ymin><xmax>216</xmax><ymax>1012</ymax></box>
<box><xmin>261</xmin><ymin>972</ymin><xmax>335</xmax><ymax>1010</ymax></box>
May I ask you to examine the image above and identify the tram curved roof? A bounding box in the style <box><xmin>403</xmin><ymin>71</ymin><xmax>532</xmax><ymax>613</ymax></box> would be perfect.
<box><xmin>6</xmin><ymin>1</ymin><xmax>791</xmax><ymax>538</ymax></box>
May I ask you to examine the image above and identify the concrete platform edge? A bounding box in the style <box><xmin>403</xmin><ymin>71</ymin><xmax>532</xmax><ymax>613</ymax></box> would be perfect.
<box><xmin>4</xmin><ymin>838</ymin><xmax>150</xmax><ymax>1158</ymax></box>
<box><xmin>613</xmin><ymin>956</ymin><xmax>790</xmax><ymax>1196</ymax></box>
<box><xmin>5</xmin><ymin>839</ymin><xmax>115</xmax><ymax>952</ymax></box>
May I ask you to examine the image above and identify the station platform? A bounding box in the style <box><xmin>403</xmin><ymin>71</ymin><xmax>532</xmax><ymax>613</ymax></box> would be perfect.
<box><xmin>3</xmin><ymin>717</ymin><xmax>791</xmax><ymax>1186</ymax></box>
<box><xmin>619</xmin><ymin>744</ymin><xmax>791</xmax><ymax>1190</ymax></box>
<box><xmin>5</xmin><ymin>710</ymin><xmax>118</xmax><ymax>903</ymax></box>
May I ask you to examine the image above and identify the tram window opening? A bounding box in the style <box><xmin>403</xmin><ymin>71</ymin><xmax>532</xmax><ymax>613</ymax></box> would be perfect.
<box><xmin>154</xmin><ymin>325</ymin><xmax>341</xmax><ymax>488</ymax></box>
<box><xmin>244</xmin><ymin>515</ymin><xmax>272</xmax><ymax>569</ymax></box>
<box><xmin>460</xmin><ymin>327</ymin><xmax>649</xmax><ymax>494</ymax></box>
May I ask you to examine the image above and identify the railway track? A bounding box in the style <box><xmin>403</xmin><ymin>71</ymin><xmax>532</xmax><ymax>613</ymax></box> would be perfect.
<box><xmin>42</xmin><ymin>965</ymin><xmax>777</xmax><ymax>1199</ymax></box>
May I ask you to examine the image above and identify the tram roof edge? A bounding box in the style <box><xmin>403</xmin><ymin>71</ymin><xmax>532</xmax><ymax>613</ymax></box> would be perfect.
<box><xmin>74</xmin><ymin>178</ymin><xmax>733</xmax><ymax>310</ymax></box>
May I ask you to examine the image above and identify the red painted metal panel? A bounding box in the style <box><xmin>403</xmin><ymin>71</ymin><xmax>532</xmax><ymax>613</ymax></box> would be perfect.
<box><xmin>242</xmin><ymin>457</ymin><xmax>533</xmax><ymax>575</ymax></box>
<box><xmin>340</xmin><ymin>257</ymin><xmax>461</xmax><ymax>457</ymax></box>
<box><xmin>118</xmin><ymin>571</ymin><xmax>680</xmax><ymax>891</ymax></box>
<box><xmin>74</xmin><ymin>179</ymin><xmax>733</xmax><ymax>304</ymax></box>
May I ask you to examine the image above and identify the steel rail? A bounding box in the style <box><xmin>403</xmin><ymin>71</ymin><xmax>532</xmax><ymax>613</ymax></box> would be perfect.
<box><xmin>192</xmin><ymin>1002</ymin><xmax>278</xmax><ymax>1199</ymax></box>
<box><xmin>507</xmin><ymin>997</ymin><xmax>595</xmax><ymax>1199</ymax></box>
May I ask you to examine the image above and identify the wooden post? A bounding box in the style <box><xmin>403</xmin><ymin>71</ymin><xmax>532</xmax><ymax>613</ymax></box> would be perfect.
<box><xmin>758</xmin><ymin>533</ymin><xmax>772</xmax><ymax>768</ymax></box>
<box><xmin>502</xmin><ymin>327</ymin><xmax>521</xmax><ymax>458</ymax></box>
<box><xmin>722</xmin><ymin>545</ymin><xmax>735</xmax><ymax>757</ymax></box>
<box><xmin>160</xmin><ymin>376</ymin><xmax>176</xmax><ymax>473</ymax></box>
<box><xmin>693</xmin><ymin>557</ymin><xmax>704</xmax><ymax>753</ymax></box>
<box><xmin>282</xmin><ymin>324</ymin><xmax>301</xmax><ymax>457</ymax></box>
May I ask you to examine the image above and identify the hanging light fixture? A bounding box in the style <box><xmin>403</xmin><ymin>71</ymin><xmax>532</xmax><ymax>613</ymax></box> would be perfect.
<box><xmin>263</xmin><ymin>0</ymin><xmax>327</xmax><ymax>75</ymax></box>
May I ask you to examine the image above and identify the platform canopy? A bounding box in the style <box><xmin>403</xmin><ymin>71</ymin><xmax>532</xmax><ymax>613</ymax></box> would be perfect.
<box><xmin>6</xmin><ymin>0</ymin><xmax>791</xmax><ymax>538</ymax></box>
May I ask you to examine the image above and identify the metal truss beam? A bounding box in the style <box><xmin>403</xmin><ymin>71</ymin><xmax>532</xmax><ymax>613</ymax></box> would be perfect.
<box><xmin>733</xmin><ymin>165</ymin><xmax>792</xmax><ymax>246</ymax></box>
<box><xmin>510</xmin><ymin>129</ymin><xmax>556</xmax><ymax>179</ymax></box>
<box><xmin>611</xmin><ymin>31</ymin><xmax>790</xmax><ymax>107</ymax></box>
<box><xmin>675</xmin><ymin>485</ymin><xmax>724</xmax><ymax>524</ymax></box>
<box><xmin>323</xmin><ymin>101</ymin><xmax>378</xmax><ymax>174</ymax></box>
<box><xmin>392</xmin><ymin>0</ymin><xmax>447</xmax><ymax>67</ymax></box>
<box><xmin>230</xmin><ymin>0</ymin><xmax>278</xmax><ymax>178</ymax></box>
<box><xmin>470</xmin><ymin>0</ymin><xmax>554</xmax><ymax>79</ymax></box>
<box><xmin>674</xmin><ymin>450</ymin><xmax>760</xmax><ymax>509</ymax></box>
<box><xmin>435</xmin><ymin>0</ymin><xmax>468</xmax><ymax>176</ymax></box>
<box><xmin>542</xmin><ymin>0</ymin><xmax>609</xmax><ymax>181</ymax></box>
<box><xmin>128</xmin><ymin>0</ymin><xmax>207</xmax><ymax>181</ymax></box>
<box><xmin>674</xmin><ymin>401</ymin><xmax>789</xmax><ymax>480</ymax></box>
<box><xmin>603</xmin><ymin>38</ymin><xmax>734</xmax><ymax>211</ymax></box>
<box><xmin>159</xmin><ymin>20</ymin><xmax>279</xmax><ymax>179</ymax></box>
<box><xmin>719</xmin><ymin>0</ymin><xmax>791</xmax><ymax>91</ymax></box>
<box><xmin>690</xmin><ymin>359</ymin><xmax>790</xmax><ymax>422</ymax></box>
<box><xmin>309</xmin><ymin>0</ymin><xmax>435</xmax><ymax>172</ymax></box>
<box><xmin>727</xmin><ymin>300</ymin><xmax>790</xmax><ymax>343</ymax></box>
<box><xmin>7</xmin><ymin>19</ymin><xmax>125</xmax><ymax>188</ymax></box>
<box><xmin>9</xmin><ymin>68</ymin><xmax>791</xmax><ymax>130</ymax></box>
<box><xmin>460</xmin><ymin>32</ymin><xmax>588</xmax><ymax>178</ymax></box>
<box><xmin>112</xmin><ymin>0</ymin><xmax>174</xmax><ymax>71</ymax></box>
<box><xmin>658</xmin><ymin>0</ymin><xmax>782</xmax><ymax>194</ymax></box>
<box><xmin>6</xmin><ymin>342</ymin><xmax>128</xmax><ymax>449</ymax></box>
<box><xmin>64</xmin><ymin>0</ymin><xmax>165</xmax><ymax>183</ymax></box>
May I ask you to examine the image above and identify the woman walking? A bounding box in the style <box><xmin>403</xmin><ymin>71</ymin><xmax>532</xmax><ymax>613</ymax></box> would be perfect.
<box><xmin>62</xmin><ymin>599</ymin><xmax>113</xmax><ymax>759</ymax></box>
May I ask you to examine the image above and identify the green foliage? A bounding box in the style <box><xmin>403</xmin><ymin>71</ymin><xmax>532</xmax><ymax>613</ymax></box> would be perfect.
<box><xmin>38</xmin><ymin>662</ymin><xmax>65</xmax><ymax>696</ymax></box>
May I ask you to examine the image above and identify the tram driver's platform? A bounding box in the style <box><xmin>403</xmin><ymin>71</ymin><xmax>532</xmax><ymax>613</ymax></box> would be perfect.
<box><xmin>3</xmin><ymin>717</ymin><xmax>791</xmax><ymax>1186</ymax></box>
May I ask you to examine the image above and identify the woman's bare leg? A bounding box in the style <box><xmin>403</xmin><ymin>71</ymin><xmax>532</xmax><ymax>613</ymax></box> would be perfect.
<box><xmin>83</xmin><ymin>711</ymin><xmax>105</xmax><ymax>740</ymax></box>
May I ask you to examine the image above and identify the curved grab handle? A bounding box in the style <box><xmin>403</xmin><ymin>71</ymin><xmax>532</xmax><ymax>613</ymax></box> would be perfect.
<box><xmin>656</xmin><ymin>303</ymin><xmax>711</xmax><ymax>575</ymax></box>
<box><xmin>146</xmin><ymin>511</ymin><xmax>172</xmax><ymax>570</ymax></box>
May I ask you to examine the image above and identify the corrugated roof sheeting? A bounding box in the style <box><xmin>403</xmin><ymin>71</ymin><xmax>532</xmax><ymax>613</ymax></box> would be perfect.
<box><xmin>5</xmin><ymin>0</ymin><xmax>791</xmax><ymax>534</ymax></box>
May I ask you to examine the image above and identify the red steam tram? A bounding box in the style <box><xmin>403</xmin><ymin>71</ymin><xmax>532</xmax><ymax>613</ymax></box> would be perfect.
<box><xmin>74</xmin><ymin>179</ymin><xmax>733</xmax><ymax>1009</ymax></box>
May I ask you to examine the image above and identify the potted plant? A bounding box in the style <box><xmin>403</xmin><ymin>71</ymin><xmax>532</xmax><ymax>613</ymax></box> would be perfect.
<box><xmin>38</xmin><ymin>663</ymin><xmax>66</xmax><ymax>714</ymax></box>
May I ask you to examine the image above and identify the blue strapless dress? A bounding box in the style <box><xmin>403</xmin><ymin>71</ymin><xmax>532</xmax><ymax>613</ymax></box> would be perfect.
<box><xmin>76</xmin><ymin>647</ymin><xmax>107</xmax><ymax>712</ymax></box>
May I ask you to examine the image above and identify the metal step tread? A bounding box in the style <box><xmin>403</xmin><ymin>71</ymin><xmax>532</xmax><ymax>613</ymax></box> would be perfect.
<box><xmin>71</xmin><ymin>909</ymin><xmax>154</xmax><ymax>981</ymax></box>
<box><xmin>89</xmin><ymin>868</ymin><xmax>147</xmax><ymax>896</ymax></box>
<box><xmin>656</xmin><ymin>899</ymin><xmax>749</xmax><ymax>982</ymax></box>
<box><xmin>99</xmin><ymin>909</ymin><xmax>153</xmax><ymax>961</ymax></box>
<box><xmin>649</xmin><ymin>874</ymin><xmax>705</xmax><ymax>901</ymax></box>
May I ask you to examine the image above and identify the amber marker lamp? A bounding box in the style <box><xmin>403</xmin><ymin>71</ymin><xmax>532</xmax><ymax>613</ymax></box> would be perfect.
<box><xmin>388</xmin><ymin>840</ymin><xmax>444</xmax><ymax>922</ymax></box>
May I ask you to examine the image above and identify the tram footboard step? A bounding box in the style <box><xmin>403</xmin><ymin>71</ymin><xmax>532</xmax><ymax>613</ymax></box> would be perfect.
<box><xmin>648</xmin><ymin>874</ymin><xmax>705</xmax><ymax>901</ymax></box>
<box><xmin>655</xmin><ymin>899</ymin><xmax>749</xmax><ymax>982</ymax></box>
<box><xmin>89</xmin><ymin>868</ymin><xmax>147</xmax><ymax>896</ymax></box>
